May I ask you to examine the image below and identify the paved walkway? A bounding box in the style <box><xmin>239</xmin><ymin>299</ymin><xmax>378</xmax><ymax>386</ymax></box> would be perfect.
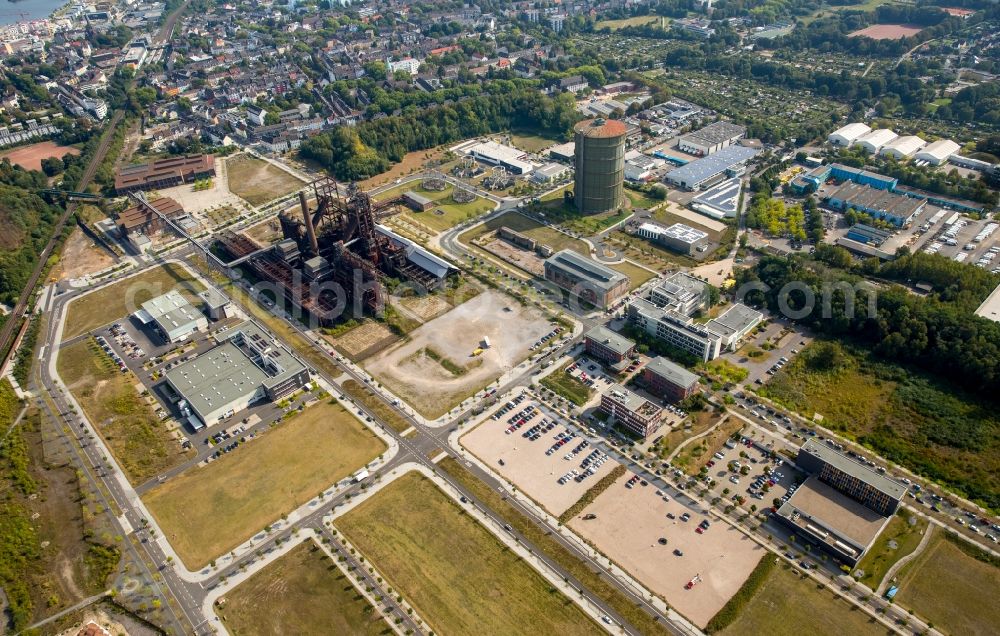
<box><xmin>877</xmin><ymin>523</ymin><xmax>935</xmax><ymax>596</ymax></box>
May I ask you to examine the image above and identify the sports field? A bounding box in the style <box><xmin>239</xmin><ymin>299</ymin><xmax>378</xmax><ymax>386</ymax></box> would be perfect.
<box><xmin>62</xmin><ymin>263</ymin><xmax>204</xmax><ymax>340</ymax></box>
<box><xmin>221</xmin><ymin>541</ymin><xmax>389</xmax><ymax>636</ymax></box>
<box><xmin>896</xmin><ymin>533</ymin><xmax>1000</xmax><ymax>636</ymax></box>
<box><xmin>716</xmin><ymin>561</ymin><xmax>884</xmax><ymax>636</ymax></box>
<box><xmin>144</xmin><ymin>400</ymin><xmax>385</xmax><ymax>569</ymax></box>
<box><xmin>336</xmin><ymin>471</ymin><xmax>601</xmax><ymax>636</ymax></box>
<box><xmin>57</xmin><ymin>339</ymin><xmax>194</xmax><ymax>485</ymax></box>
<box><xmin>0</xmin><ymin>140</ymin><xmax>80</xmax><ymax>171</ymax></box>
<box><xmin>226</xmin><ymin>155</ymin><xmax>306</xmax><ymax>206</ymax></box>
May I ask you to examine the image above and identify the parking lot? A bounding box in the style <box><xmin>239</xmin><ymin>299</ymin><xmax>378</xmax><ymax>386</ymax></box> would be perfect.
<box><xmin>569</xmin><ymin>471</ymin><xmax>766</xmax><ymax>628</ymax></box>
<box><xmin>699</xmin><ymin>432</ymin><xmax>802</xmax><ymax>512</ymax></box>
<box><xmin>461</xmin><ymin>395</ymin><xmax>619</xmax><ymax>516</ymax></box>
<box><xmin>724</xmin><ymin>317</ymin><xmax>812</xmax><ymax>385</ymax></box>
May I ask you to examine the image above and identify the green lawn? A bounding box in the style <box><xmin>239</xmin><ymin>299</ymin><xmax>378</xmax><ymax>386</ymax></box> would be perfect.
<box><xmin>374</xmin><ymin>181</ymin><xmax>494</xmax><ymax>232</ymax></box>
<box><xmin>609</xmin><ymin>260</ymin><xmax>656</xmax><ymax>290</ymax></box>
<box><xmin>895</xmin><ymin>533</ymin><xmax>1000</xmax><ymax>636</ymax></box>
<box><xmin>541</xmin><ymin>362</ymin><xmax>594</xmax><ymax>406</ymax></box>
<box><xmin>145</xmin><ymin>400</ymin><xmax>384</xmax><ymax>569</ymax></box>
<box><xmin>57</xmin><ymin>339</ymin><xmax>194</xmax><ymax>485</ymax></box>
<box><xmin>625</xmin><ymin>189</ymin><xmax>663</xmax><ymax>211</ymax></box>
<box><xmin>337</xmin><ymin>471</ymin><xmax>601</xmax><ymax>636</ymax></box>
<box><xmin>459</xmin><ymin>210</ymin><xmax>590</xmax><ymax>256</ymax></box>
<box><xmin>759</xmin><ymin>341</ymin><xmax>1000</xmax><ymax>512</ymax></box>
<box><xmin>716</xmin><ymin>561</ymin><xmax>885</xmax><ymax>636</ymax></box>
<box><xmin>509</xmin><ymin>130</ymin><xmax>561</xmax><ymax>154</ymax></box>
<box><xmin>62</xmin><ymin>263</ymin><xmax>204</xmax><ymax>340</ymax></box>
<box><xmin>596</xmin><ymin>15</ymin><xmax>661</xmax><ymax>30</ymax></box>
<box><xmin>221</xmin><ymin>541</ymin><xmax>390</xmax><ymax>636</ymax></box>
<box><xmin>854</xmin><ymin>511</ymin><xmax>929</xmax><ymax>590</ymax></box>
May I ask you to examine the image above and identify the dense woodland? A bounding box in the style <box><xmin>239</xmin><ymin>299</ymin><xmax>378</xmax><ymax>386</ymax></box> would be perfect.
<box><xmin>737</xmin><ymin>252</ymin><xmax>1000</xmax><ymax>393</ymax></box>
<box><xmin>300</xmin><ymin>85</ymin><xmax>578</xmax><ymax>180</ymax></box>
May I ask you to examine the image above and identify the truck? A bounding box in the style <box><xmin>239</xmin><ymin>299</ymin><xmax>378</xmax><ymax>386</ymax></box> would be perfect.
<box><xmin>352</xmin><ymin>469</ymin><xmax>370</xmax><ymax>483</ymax></box>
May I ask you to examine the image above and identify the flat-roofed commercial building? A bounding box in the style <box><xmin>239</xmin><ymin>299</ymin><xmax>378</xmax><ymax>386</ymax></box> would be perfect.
<box><xmin>649</xmin><ymin>272</ymin><xmax>708</xmax><ymax>315</ymax></box>
<box><xmin>637</xmin><ymin>221</ymin><xmax>709</xmax><ymax>255</ymax></box>
<box><xmin>796</xmin><ymin>439</ymin><xmax>906</xmax><ymax>516</ymax></box>
<box><xmin>627</xmin><ymin>298</ymin><xmax>762</xmax><ymax>362</ymax></box>
<box><xmin>133</xmin><ymin>290</ymin><xmax>207</xmax><ymax>343</ymax></box>
<box><xmin>114</xmin><ymin>154</ymin><xmax>216</xmax><ymax>195</ymax></box>
<box><xmin>544</xmin><ymin>249</ymin><xmax>629</xmax><ymax>308</ymax></box>
<box><xmin>164</xmin><ymin>320</ymin><xmax>310</xmax><ymax>426</ymax></box>
<box><xmin>642</xmin><ymin>356</ymin><xmax>699</xmax><ymax>402</ymax></box>
<box><xmin>677</xmin><ymin>121</ymin><xmax>746</xmax><ymax>157</ymax></box>
<box><xmin>468</xmin><ymin>140</ymin><xmax>534</xmax><ymax>175</ymax></box>
<box><xmin>665</xmin><ymin>146</ymin><xmax>759</xmax><ymax>190</ymax></box>
<box><xmin>600</xmin><ymin>383</ymin><xmax>664</xmax><ymax>439</ymax></box>
<box><xmin>773</xmin><ymin>439</ymin><xmax>906</xmax><ymax>566</ymax></box>
<box><xmin>584</xmin><ymin>326</ymin><xmax>635</xmax><ymax>371</ymax></box>
<box><xmin>825</xmin><ymin>181</ymin><xmax>926</xmax><ymax>227</ymax></box>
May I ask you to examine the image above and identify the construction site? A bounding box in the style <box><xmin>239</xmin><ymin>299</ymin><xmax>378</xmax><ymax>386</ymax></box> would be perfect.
<box><xmin>215</xmin><ymin>178</ymin><xmax>458</xmax><ymax>326</ymax></box>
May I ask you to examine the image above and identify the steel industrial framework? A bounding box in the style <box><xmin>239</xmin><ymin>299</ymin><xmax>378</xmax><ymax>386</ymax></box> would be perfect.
<box><xmin>219</xmin><ymin>177</ymin><xmax>450</xmax><ymax>325</ymax></box>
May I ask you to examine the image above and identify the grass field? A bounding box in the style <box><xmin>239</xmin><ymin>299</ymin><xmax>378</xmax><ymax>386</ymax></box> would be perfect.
<box><xmin>673</xmin><ymin>417</ymin><xmax>744</xmax><ymax>475</ymax></box>
<box><xmin>374</xmin><ymin>181</ymin><xmax>494</xmax><ymax>232</ymax></box>
<box><xmin>625</xmin><ymin>189</ymin><xmax>664</xmax><ymax>212</ymax></box>
<box><xmin>760</xmin><ymin>342</ymin><xmax>1000</xmax><ymax>512</ymax></box>
<box><xmin>62</xmin><ymin>263</ymin><xmax>204</xmax><ymax>340</ymax></box>
<box><xmin>854</xmin><ymin>511</ymin><xmax>928</xmax><ymax>590</ymax></box>
<box><xmin>459</xmin><ymin>211</ymin><xmax>590</xmax><ymax>256</ymax></box>
<box><xmin>57</xmin><ymin>339</ymin><xmax>194</xmax><ymax>485</ymax></box>
<box><xmin>337</xmin><ymin>471</ymin><xmax>601</xmax><ymax>636</ymax></box>
<box><xmin>541</xmin><ymin>362</ymin><xmax>593</xmax><ymax>406</ymax></box>
<box><xmin>437</xmin><ymin>457</ymin><xmax>673</xmax><ymax>636</ymax></box>
<box><xmin>610</xmin><ymin>260</ymin><xmax>656</xmax><ymax>290</ymax></box>
<box><xmin>716</xmin><ymin>561</ymin><xmax>885</xmax><ymax>636</ymax></box>
<box><xmin>895</xmin><ymin>533</ymin><xmax>1000</xmax><ymax>636</ymax></box>
<box><xmin>226</xmin><ymin>155</ymin><xmax>306</xmax><ymax>206</ymax></box>
<box><xmin>596</xmin><ymin>15</ymin><xmax>660</xmax><ymax>30</ymax></box>
<box><xmin>144</xmin><ymin>400</ymin><xmax>384</xmax><ymax>569</ymax></box>
<box><xmin>509</xmin><ymin>130</ymin><xmax>561</xmax><ymax>154</ymax></box>
<box><xmin>221</xmin><ymin>541</ymin><xmax>390</xmax><ymax>636</ymax></box>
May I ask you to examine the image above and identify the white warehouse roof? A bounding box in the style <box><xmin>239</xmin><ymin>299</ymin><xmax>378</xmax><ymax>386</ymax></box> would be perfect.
<box><xmin>915</xmin><ymin>139</ymin><xmax>961</xmax><ymax>166</ymax></box>
<box><xmin>853</xmin><ymin>129</ymin><xmax>897</xmax><ymax>153</ymax></box>
<box><xmin>880</xmin><ymin>135</ymin><xmax>925</xmax><ymax>159</ymax></box>
<box><xmin>828</xmin><ymin>122</ymin><xmax>871</xmax><ymax>145</ymax></box>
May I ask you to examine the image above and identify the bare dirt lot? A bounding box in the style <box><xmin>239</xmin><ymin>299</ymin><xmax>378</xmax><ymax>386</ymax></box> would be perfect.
<box><xmin>327</xmin><ymin>320</ymin><xmax>400</xmax><ymax>361</ymax></box>
<box><xmin>461</xmin><ymin>401</ymin><xmax>617</xmax><ymax>516</ymax></box>
<box><xmin>1</xmin><ymin>140</ymin><xmax>79</xmax><ymax>171</ymax></box>
<box><xmin>849</xmin><ymin>24</ymin><xmax>924</xmax><ymax>40</ymax></box>
<box><xmin>244</xmin><ymin>218</ymin><xmax>285</xmax><ymax>246</ymax></box>
<box><xmin>398</xmin><ymin>294</ymin><xmax>452</xmax><ymax>322</ymax></box>
<box><xmin>483</xmin><ymin>237</ymin><xmax>546</xmax><ymax>276</ymax></box>
<box><xmin>570</xmin><ymin>473</ymin><xmax>764</xmax><ymax>628</ymax></box>
<box><xmin>226</xmin><ymin>154</ymin><xmax>307</xmax><ymax>206</ymax></box>
<box><xmin>365</xmin><ymin>291</ymin><xmax>554</xmax><ymax>419</ymax></box>
<box><xmin>53</xmin><ymin>228</ymin><xmax>116</xmax><ymax>280</ymax></box>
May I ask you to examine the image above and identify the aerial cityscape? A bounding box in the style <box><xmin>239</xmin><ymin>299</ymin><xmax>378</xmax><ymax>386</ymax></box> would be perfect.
<box><xmin>0</xmin><ymin>0</ymin><xmax>999</xmax><ymax>635</ymax></box>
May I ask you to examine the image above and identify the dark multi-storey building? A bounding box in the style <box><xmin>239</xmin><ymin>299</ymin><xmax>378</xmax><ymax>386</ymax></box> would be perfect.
<box><xmin>641</xmin><ymin>356</ymin><xmax>699</xmax><ymax>403</ymax></box>
<box><xmin>600</xmin><ymin>384</ymin><xmax>663</xmax><ymax>439</ymax></box>
<box><xmin>583</xmin><ymin>326</ymin><xmax>635</xmax><ymax>372</ymax></box>
<box><xmin>544</xmin><ymin>249</ymin><xmax>629</xmax><ymax>308</ymax></box>
<box><xmin>796</xmin><ymin>440</ymin><xmax>905</xmax><ymax>516</ymax></box>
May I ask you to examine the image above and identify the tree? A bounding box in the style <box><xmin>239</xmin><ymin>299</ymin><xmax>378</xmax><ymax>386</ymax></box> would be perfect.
<box><xmin>40</xmin><ymin>156</ymin><xmax>64</xmax><ymax>177</ymax></box>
